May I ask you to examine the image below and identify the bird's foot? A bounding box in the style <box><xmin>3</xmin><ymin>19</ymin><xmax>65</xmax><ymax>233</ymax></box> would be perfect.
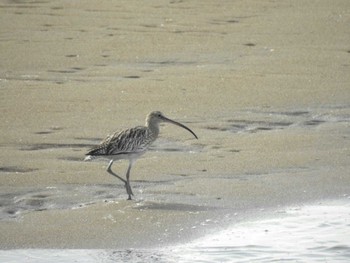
<box><xmin>125</xmin><ymin>182</ymin><xmax>134</xmax><ymax>200</ymax></box>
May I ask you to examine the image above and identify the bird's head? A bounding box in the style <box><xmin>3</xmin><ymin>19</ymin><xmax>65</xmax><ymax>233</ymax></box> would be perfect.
<box><xmin>146</xmin><ymin>111</ymin><xmax>198</xmax><ymax>139</ymax></box>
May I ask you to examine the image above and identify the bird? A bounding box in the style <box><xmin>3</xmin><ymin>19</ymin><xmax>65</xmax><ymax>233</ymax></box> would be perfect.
<box><xmin>84</xmin><ymin>111</ymin><xmax>198</xmax><ymax>200</ymax></box>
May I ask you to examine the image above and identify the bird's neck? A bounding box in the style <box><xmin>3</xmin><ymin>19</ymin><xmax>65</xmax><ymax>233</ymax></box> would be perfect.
<box><xmin>146</xmin><ymin>120</ymin><xmax>160</xmax><ymax>137</ymax></box>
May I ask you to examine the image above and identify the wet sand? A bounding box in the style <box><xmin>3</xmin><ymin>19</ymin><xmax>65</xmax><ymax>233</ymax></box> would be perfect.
<box><xmin>1</xmin><ymin>0</ymin><xmax>350</xmax><ymax>250</ymax></box>
<box><xmin>1</xmin><ymin>199</ymin><xmax>350</xmax><ymax>262</ymax></box>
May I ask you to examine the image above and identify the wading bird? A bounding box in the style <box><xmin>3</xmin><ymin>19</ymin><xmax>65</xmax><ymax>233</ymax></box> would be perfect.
<box><xmin>85</xmin><ymin>111</ymin><xmax>198</xmax><ymax>200</ymax></box>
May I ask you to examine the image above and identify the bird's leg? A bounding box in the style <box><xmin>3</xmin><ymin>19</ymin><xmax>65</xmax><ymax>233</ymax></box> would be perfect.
<box><xmin>125</xmin><ymin>161</ymin><xmax>134</xmax><ymax>200</ymax></box>
<box><xmin>106</xmin><ymin>160</ymin><xmax>133</xmax><ymax>200</ymax></box>
<box><xmin>106</xmin><ymin>159</ymin><xmax>127</xmax><ymax>185</ymax></box>
<box><xmin>106</xmin><ymin>160</ymin><xmax>134</xmax><ymax>200</ymax></box>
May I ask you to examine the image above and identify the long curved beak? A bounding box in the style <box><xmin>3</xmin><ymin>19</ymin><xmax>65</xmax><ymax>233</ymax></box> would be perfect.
<box><xmin>161</xmin><ymin>116</ymin><xmax>198</xmax><ymax>139</ymax></box>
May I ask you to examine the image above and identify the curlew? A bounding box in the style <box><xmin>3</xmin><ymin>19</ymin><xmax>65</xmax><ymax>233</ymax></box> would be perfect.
<box><xmin>84</xmin><ymin>111</ymin><xmax>198</xmax><ymax>200</ymax></box>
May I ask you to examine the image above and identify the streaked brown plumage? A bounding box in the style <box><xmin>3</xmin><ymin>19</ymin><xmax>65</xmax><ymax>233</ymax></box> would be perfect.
<box><xmin>85</xmin><ymin>111</ymin><xmax>198</xmax><ymax>200</ymax></box>
<box><xmin>86</xmin><ymin>127</ymin><xmax>154</xmax><ymax>156</ymax></box>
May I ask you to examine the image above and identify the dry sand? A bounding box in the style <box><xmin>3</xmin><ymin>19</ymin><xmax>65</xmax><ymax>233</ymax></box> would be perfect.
<box><xmin>0</xmin><ymin>0</ymin><xmax>349</xmax><ymax>249</ymax></box>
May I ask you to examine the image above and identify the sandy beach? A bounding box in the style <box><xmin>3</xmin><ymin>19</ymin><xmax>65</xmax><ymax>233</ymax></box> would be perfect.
<box><xmin>0</xmin><ymin>0</ymin><xmax>349</xmax><ymax>255</ymax></box>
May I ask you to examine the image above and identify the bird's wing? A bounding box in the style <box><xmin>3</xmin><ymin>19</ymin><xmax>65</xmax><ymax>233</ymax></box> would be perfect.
<box><xmin>86</xmin><ymin>126</ymin><xmax>154</xmax><ymax>156</ymax></box>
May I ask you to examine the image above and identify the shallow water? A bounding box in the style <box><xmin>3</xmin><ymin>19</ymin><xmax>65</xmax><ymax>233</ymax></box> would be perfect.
<box><xmin>175</xmin><ymin>200</ymin><xmax>350</xmax><ymax>262</ymax></box>
<box><xmin>1</xmin><ymin>105</ymin><xmax>349</xmax><ymax>221</ymax></box>
<box><xmin>1</xmin><ymin>200</ymin><xmax>349</xmax><ymax>262</ymax></box>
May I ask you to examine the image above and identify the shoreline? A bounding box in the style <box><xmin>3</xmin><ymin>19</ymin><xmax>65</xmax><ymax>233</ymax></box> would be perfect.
<box><xmin>1</xmin><ymin>189</ymin><xmax>348</xmax><ymax>249</ymax></box>
<box><xmin>1</xmin><ymin>104</ymin><xmax>349</xmax><ymax>249</ymax></box>
<box><xmin>1</xmin><ymin>198</ymin><xmax>349</xmax><ymax>262</ymax></box>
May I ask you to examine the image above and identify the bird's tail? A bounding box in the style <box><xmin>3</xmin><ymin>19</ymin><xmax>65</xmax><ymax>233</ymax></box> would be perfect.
<box><xmin>84</xmin><ymin>155</ymin><xmax>94</xmax><ymax>162</ymax></box>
